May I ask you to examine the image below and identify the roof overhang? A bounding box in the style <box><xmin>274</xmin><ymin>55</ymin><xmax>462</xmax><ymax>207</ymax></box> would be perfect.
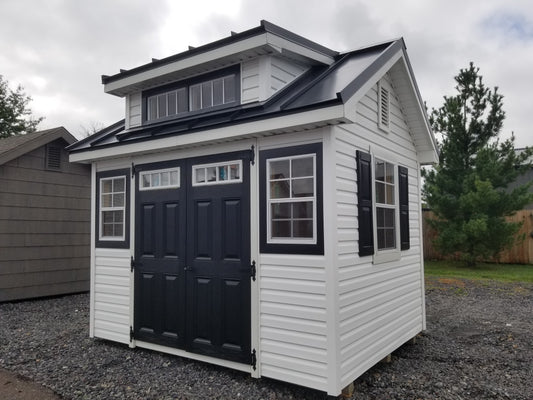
<box><xmin>102</xmin><ymin>21</ymin><xmax>337</xmax><ymax>97</ymax></box>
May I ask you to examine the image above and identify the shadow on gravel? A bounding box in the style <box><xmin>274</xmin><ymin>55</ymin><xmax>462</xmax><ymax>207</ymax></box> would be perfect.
<box><xmin>0</xmin><ymin>278</ymin><xmax>532</xmax><ymax>400</ymax></box>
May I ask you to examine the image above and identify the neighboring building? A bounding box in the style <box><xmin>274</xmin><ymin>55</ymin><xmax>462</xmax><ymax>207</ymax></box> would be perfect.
<box><xmin>68</xmin><ymin>21</ymin><xmax>437</xmax><ymax>397</ymax></box>
<box><xmin>0</xmin><ymin>127</ymin><xmax>91</xmax><ymax>302</ymax></box>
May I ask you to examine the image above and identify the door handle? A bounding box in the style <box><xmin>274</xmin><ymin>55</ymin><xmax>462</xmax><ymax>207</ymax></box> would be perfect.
<box><xmin>184</xmin><ymin>266</ymin><xmax>193</xmax><ymax>271</ymax></box>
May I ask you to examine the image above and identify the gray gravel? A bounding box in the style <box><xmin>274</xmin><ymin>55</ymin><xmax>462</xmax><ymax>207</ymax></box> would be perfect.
<box><xmin>1</xmin><ymin>277</ymin><xmax>532</xmax><ymax>399</ymax></box>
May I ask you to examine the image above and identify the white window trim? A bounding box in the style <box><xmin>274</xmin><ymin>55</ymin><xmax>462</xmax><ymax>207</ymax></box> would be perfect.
<box><xmin>266</xmin><ymin>153</ymin><xmax>317</xmax><ymax>245</ymax></box>
<box><xmin>139</xmin><ymin>167</ymin><xmax>181</xmax><ymax>191</ymax></box>
<box><xmin>192</xmin><ymin>160</ymin><xmax>243</xmax><ymax>186</ymax></box>
<box><xmin>99</xmin><ymin>176</ymin><xmax>126</xmax><ymax>241</ymax></box>
<box><xmin>371</xmin><ymin>154</ymin><xmax>401</xmax><ymax>264</ymax></box>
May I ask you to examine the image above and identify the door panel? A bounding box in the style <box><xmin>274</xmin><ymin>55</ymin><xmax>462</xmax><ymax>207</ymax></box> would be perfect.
<box><xmin>134</xmin><ymin>151</ymin><xmax>251</xmax><ymax>364</ymax></box>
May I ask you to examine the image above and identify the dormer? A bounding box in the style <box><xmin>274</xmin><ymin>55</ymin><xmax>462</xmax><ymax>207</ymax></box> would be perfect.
<box><xmin>101</xmin><ymin>21</ymin><xmax>337</xmax><ymax>130</ymax></box>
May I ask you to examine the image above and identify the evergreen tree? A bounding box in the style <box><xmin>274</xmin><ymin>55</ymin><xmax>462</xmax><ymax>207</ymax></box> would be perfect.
<box><xmin>0</xmin><ymin>75</ymin><xmax>44</xmax><ymax>138</ymax></box>
<box><xmin>423</xmin><ymin>63</ymin><xmax>533</xmax><ymax>265</ymax></box>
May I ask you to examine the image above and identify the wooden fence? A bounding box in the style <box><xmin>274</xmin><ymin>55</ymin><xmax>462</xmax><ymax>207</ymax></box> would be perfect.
<box><xmin>422</xmin><ymin>209</ymin><xmax>533</xmax><ymax>264</ymax></box>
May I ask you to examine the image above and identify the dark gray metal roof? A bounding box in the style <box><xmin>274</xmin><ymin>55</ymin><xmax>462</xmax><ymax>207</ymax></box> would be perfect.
<box><xmin>69</xmin><ymin>38</ymin><xmax>409</xmax><ymax>154</ymax></box>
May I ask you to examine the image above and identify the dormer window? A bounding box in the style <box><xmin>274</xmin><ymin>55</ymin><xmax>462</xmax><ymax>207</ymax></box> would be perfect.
<box><xmin>143</xmin><ymin>67</ymin><xmax>239</xmax><ymax>124</ymax></box>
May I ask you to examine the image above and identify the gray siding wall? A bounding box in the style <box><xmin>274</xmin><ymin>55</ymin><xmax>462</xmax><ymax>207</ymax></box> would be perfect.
<box><xmin>0</xmin><ymin>139</ymin><xmax>91</xmax><ymax>301</ymax></box>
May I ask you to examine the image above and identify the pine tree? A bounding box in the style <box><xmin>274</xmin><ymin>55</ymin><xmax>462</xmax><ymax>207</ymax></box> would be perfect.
<box><xmin>423</xmin><ymin>63</ymin><xmax>533</xmax><ymax>265</ymax></box>
<box><xmin>0</xmin><ymin>75</ymin><xmax>44</xmax><ymax>138</ymax></box>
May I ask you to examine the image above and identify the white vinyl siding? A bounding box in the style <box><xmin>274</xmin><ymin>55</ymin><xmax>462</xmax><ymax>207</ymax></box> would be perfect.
<box><xmin>241</xmin><ymin>56</ymin><xmax>308</xmax><ymax>104</ymax></box>
<box><xmin>333</xmin><ymin>73</ymin><xmax>424</xmax><ymax>390</ymax></box>
<box><xmin>92</xmin><ymin>248</ymin><xmax>131</xmax><ymax>344</ymax></box>
<box><xmin>259</xmin><ymin>253</ymin><xmax>328</xmax><ymax>391</ymax></box>
<box><xmin>127</xmin><ymin>93</ymin><xmax>142</xmax><ymax>129</ymax></box>
<box><xmin>270</xmin><ymin>56</ymin><xmax>306</xmax><ymax>93</ymax></box>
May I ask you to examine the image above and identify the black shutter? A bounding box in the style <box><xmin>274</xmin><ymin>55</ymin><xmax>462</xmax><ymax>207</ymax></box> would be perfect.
<box><xmin>356</xmin><ymin>150</ymin><xmax>374</xmax><ymax>256</ymax></box>
<box><xmin>398</xmin><ymin>165</ymin><xmax>410</xmax><ymax>250</ymax></box>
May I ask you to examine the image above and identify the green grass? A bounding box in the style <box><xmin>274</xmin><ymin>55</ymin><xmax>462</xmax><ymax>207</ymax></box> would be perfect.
<box><xmin>424</xmin><ymin>260</ymin><xmax>533</xmax><ymax>283</ymax></box>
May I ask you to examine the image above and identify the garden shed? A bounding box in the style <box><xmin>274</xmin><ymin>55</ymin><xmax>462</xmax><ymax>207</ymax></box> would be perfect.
<box><xmin>68</xmin><ymin>21</ymin><xmax>438</xmax><ymax>397</ymax></box>
<box><xmin>0</xmin><ymin>127</ymin><xmax>91</xmax><ymax>302</ymax></box>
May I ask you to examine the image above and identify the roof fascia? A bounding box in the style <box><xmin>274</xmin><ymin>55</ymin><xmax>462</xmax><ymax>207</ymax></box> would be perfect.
<box><xmin>0</xmin><ymin>127</ymin><xmax>76</xmax><ymax>166</ymax></box>
<box><xmin>69</xmin><ymin>103</ymin><xmax>345</xmax><ymax>163</ymax></box>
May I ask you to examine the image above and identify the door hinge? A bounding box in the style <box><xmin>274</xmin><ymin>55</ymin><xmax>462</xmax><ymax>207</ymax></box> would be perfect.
<box><xmin>131</xmin><ymin>163</ymin><xmax>135</xmax><ymax>178</ymax></box>
<box><xmin>130</xmin><ymin>256</ymin><xmax>136</xmax><ymax>272</ymax></box>
<box><xmin>250</xmin><ymin>260</ymin><xmax>256</xmax><ymax>281</ymax></box>
<box><xmin>251</xmin><ymin>348</ymin><xmax>257</xmax><ymax>370</ymax></box>
<box><xmin>249</xmin><ymin>145</ymin><xmax>255</xmax><ymax>166</ymax></box>
<box><xmin>130</xmin><ymin>326</ymin><xmax>134</xmax><ymax>342</ymax></box>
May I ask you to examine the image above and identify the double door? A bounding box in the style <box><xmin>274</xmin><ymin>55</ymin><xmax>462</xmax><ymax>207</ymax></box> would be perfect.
<box><xmin>133</xmin><ymin>151</ymin><xmax>251</xmax><ymax>364</ymax></box>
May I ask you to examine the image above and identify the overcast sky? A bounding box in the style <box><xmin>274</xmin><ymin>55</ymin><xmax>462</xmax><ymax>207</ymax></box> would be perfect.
<box><xmin>1</xmin><ymin>0</ymin><xmax>532</xmax><ymax>147</ymax></box>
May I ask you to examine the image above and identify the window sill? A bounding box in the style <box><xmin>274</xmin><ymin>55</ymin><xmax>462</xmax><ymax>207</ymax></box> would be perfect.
<box><xmin>373</xmin><ymin>249</ymin><xmax>401</xmax><ymax>265</ymax></box>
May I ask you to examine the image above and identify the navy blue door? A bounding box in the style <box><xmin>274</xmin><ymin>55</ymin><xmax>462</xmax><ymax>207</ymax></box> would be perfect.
<box><xmin>134</xmin><ymin>151</ymin><xmax>251</xmax><ymax>364</ymax></box>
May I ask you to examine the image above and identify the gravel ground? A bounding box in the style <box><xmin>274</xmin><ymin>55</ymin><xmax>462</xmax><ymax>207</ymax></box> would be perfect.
<box><xmin>1</xmin><ymin>277</ymin><xmax>532</xmax><ymax>400</ymax></box>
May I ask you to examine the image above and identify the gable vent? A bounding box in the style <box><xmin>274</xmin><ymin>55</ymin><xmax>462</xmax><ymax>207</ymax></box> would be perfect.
<box><xmin>378</xmin><ymin>82</ymin><xmax>390</xmax><ymax>131</ymax></box>
<box><xmin>46</xmin><ymin>145</ymin><xmax>61</xmax><ymax>170</ymax></box>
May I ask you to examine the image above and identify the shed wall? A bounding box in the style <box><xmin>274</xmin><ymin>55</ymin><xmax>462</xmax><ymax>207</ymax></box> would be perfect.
<box><xmin>333</xmin><ymin>75</ymin><xmax>425</xmax><ymax>388</ymax></box>
<box><xmin>0</xmin><ymin>141</ymin><xmax>91</xmax><ymax>302</ymax></box>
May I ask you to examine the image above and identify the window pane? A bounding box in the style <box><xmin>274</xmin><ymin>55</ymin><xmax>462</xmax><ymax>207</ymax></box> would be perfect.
<box><xmin>219</xmin><ymin>165</ymin><xmax>228</xmax><ymax>181</ymax></box>
<box><xmin>142</xmin><ymin>174</ymin><xmax>150</xmax><ymax>188</ymax></box>
<box><xmin>170</xmin><ymin>170</ymin><xmax>179</xmax><ymax>186</ymax></box>
<box><xmin>202</xmin><ymin>81</ymin><xmax>213</xmax><ymax>108</ymax></box>
<box><xmin>229</xmin><ymin>164</ymin><xmax>240</xmax><ymax>180</ymax></box>
<box><xmin>269</xmin><ymin>160</ymin><xmax>289</xmax><ymax>179</ymax></box>
<box><xmin>386</xmin><ymin>162</ymin><xmax>395</xmax><ymax>184</ymax></box>
<box><xmin>190</xmin><ymin>85</ymin><xmax>201</xmax><ymax>111</ymax></box>
<box><xmin>213</xmin><ymin>78</ymin><xmax>223</xmax><ymax>106</ymax></box>
<box><xmin>113</xmin><ymin>178</ymin><xmax>125</xmax><ymax>192</ymax></box>
<box><xmin>151</xmin><ymin>173</ymin><xmax>160</xmax><ymax>187</ymax></box>
<box><xmin>270</xmin><ymin>181</ymin><xmax>290</xmax><ymax>199</ymax></box>
<box><xmin>195</xmin><ymin>168</ymin><xmax>205</xmax><ymax>183</ymax></box>
<box><xmin>113</xmin><ymin>193</ymin><xmax>124</xmax><ymax>207</ymax></box>
<box><xmin>292</xmin><ymin>157</ymin><xmax>313</xmax><ymax>177</ymax></box>
<box><xmin>377</xmin><ymin>229</ymin><xmax>386</xmax><ymax>249</ymax></box>
<box><xmin>375</xmin><ymin>160</ymin><xmax>385</xmax><ymax>182</ymax></box>
<box><xmin>271</xmin><ymin>203</ymin><xmax>291</xmax><ymax>219</ymax></box>
<box><xmin>272</xmin><ymin>220</ymin><xmax>291</xmax><ymax>238</ymax></box>
<box><xmin>224</xmin><ymin>76</ymin><xmax>235</xmax><ymax>103</ymax></box>
<box><xmin>114</xmin><ymin>210</ymin><xmax>124</xmax><ymax>223</ymax></box>
<box><xmin>206</xmin><ymin>167</ymin><xmax>216</xmax><ymax>182</ymax></box>
<box><xmin>102</xmin><ymin>179</ymin><xmax>112</xmax><ymax>193</ymax></box>
<box><xmin>386</xmin><ymin>184</ymin><xmax>395</xmax><ymax>205</ymax></box>
<box><xmin>177</xmin><ymin>88</ymin><xmax>188</xmax><ymax>113</ymax></box>
<box><xmin>161</xmin><ymin>171</ymin><xmax>169</xmax><ymax>186</ymax></box>
<box><xmin>384</xmin><ymin>208</ymin><xmax>395</xmax><ymax>227</ymax></box>
<box><xmin>148</xmin><ymin>97</ymin><xmax>157</xmax><ymax>120</ymax></box>
<box><xmin>103</xmin><ymin>223</ymin><xmax>114</xmax><ymax>237</ymax></box>
<box><xmin>293</xmin><ymin>201</ymin><xmax>313</xmax><ymax>218</ymax></box>
<box><xmin>292</xmin><ymin>178</ymin><xmax>313</xmax><ymax>197</ymax></box>
<box><xmin>113</xmin><ymin>223</ymin><xmax>124</xmax><ymax>237</ymax></box>
<box><xmin>385</xmin><ymin>228</ymin><xmax>395</xmax><ymax>248</ymax></box>
<box><xmin>293</xmin><ymin>220</ymin><xmax>313</xmax><ymax>238</ymax></box>
<box><xmin>157</xmin><ymin>94</ymin><xmax>167</xmax><ymax>118</ymax></box>
<box><xmin>167</xmin><ymin>92</ymin><xmax>177</xmax><ymax>116</ymax></box>
<box><xmin>101</xmin><ymin>194</ymin><xmax>112</xmax><ymax>207</ymax></box>
<box><xmin>103</xmin><ymin>210</ymin><xmax>114</xmax><ymax>223</ymax></box>
<box><xmin>375</xmin><ymin>182</ymin><xmax>385</xmax><ymax>204</ymax></box>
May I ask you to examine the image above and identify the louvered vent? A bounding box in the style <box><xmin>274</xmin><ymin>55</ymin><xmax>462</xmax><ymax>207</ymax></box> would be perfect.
<box><xmin>46</xmin><ymin>146</ymin><xmax>61</xmax><ymax>170</ymax></box>
<box><xmin>379</xmin><ymin>84</ymin><xmax>390</xmax><ymax>130</ymax></box>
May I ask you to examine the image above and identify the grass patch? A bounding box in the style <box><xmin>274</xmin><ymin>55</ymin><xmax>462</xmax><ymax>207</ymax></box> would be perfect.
<box><xmin>424</xmin><ymin>260</ymin><xmax>533</xmax><ymax>283</ymax></box>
